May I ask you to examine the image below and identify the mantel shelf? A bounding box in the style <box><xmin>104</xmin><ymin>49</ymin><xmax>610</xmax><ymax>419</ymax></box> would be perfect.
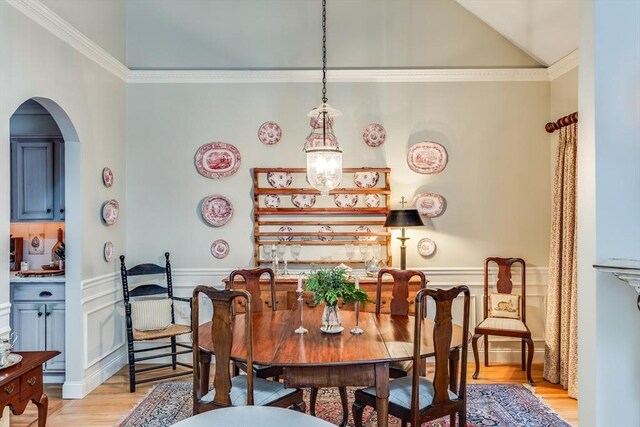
<box><xmin>593</xmin><ymin>258</ymin><xmax>640</xmax><ymax>311</ymax></box>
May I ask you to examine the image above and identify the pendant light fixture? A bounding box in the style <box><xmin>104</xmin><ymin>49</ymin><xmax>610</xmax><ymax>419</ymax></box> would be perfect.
<box><xmin>304</xmin><ymin>0</ymin><xmax>343</xmax><ymax>196</ymax></box>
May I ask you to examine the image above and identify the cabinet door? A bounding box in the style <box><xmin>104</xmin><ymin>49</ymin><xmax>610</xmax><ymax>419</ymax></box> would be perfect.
<box><xmin>12</xmin><ymin>302</ymin><xmax>46</xmax><ymax>351</ymax></box>
<box><xmin>53</xmin><ymin>141</ymin><xmax>65</xmax><ymax>220</ymax></box>
<box><xmin>11</xmin><ymin>141</ymin><xmax>54</xmax><ymax>220</ymax></box>
<box><xmin>45</xmin><ymin>303</ymin><xmax>65</xmax><ymax>371</ymax></box>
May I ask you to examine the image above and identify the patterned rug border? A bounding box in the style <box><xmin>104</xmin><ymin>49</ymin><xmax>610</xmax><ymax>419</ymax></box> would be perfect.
<box><xmin>118</xmin><ymin>382</ymin><xmax>572</xmax><ymax>427</ymax></box>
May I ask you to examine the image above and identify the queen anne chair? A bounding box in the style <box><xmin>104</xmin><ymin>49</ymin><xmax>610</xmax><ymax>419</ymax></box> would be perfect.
<box><xmin>472</xmin><ymin>257</ymin><xmax>534</xmax><ymax>384</ymax></box>
<box><xmin>119</xmin><ymin>252</ymin><xmax>193</xmax><ymax>392</ymax></box>
<box><xmin>353</xmin><ymin>286</ymin><xmax>471</xmax><ymax>427</ymax></box>
<box><xmin>191</xmin><ymin>285</ymin><xmax>305</xmax><ymax>414</ymax></box>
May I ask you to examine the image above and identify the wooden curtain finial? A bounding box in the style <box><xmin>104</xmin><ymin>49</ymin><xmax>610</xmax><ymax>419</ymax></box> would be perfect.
<box><xmin>545</xmin><ymin>112</ymin><xmax>578</xmax><ymax>133</ymax></box>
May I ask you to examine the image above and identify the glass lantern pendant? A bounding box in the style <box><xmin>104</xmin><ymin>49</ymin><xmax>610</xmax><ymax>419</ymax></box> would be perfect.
<box><xmin>305</xmin><ymin>103</ymin><xmax>343</xmax><ymax>196</ymax></box>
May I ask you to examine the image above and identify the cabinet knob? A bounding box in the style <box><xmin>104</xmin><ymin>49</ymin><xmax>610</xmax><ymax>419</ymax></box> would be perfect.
<box><xmin>46</xmin><ymin>208</ymin><xmax>52</xmax><ymax>213</ymax></box>
<box><xmin>45</xmin><ymin>311</ymin><xmax>51</xmax><ymax>317</ymax></box>
<box><xmin>38</xmin><ymin>312</ymin><xmax>43</xmax><ymax>317</ymax></box>
<box><xmin>60</xmin><ymin>209</ymin><xmax>64</xmax><ymax>213</ymax></box>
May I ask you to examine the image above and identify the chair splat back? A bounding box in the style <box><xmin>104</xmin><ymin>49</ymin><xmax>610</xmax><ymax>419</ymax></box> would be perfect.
<box><xmin>484</xmin><ymin>257</ymin><xmax>526</xmax><ymax>322</ymax></box>
<box><xmin>376</xmin><ymin>269</ymin><xmax>426</xmax><ymax>316</ymax></box>
<box><xmin>229</xmin><ymin>268</ymin><xmax>276</xmax><ymax>313</ymax></box>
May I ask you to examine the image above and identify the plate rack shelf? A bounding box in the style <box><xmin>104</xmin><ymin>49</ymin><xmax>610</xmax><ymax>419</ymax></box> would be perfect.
<box><xmin>253</xmin><ymin>167</ymin><xmax>392</xmax><ymax>267</ymax></box>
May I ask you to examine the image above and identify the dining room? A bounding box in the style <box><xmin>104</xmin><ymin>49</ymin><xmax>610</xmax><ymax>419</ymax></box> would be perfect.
<box><xmin>0</xmin><ymin>1</ymin><xmax>639</xmax><ymax>426</ymax></box>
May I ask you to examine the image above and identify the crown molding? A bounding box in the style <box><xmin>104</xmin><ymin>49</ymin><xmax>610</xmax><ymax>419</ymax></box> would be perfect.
<box><xmin>7</xmin><ymin>0</ymin><xmax>129</xmax><ymax>81</ymax></box>
<box><xmin>547</xmin><ymin>50</ymin><xmax>578</xmax><ymax>80</ymax></box>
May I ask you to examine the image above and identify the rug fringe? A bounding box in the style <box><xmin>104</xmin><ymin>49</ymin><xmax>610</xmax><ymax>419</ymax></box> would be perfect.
<box><xmin>521</xmin><ymin>382</ymin><xmax>575</xmax><ymax>426</ymax></box>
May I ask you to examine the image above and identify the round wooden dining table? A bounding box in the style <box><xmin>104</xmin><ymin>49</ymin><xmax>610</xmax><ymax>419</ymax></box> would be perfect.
<box><xmin>197</xmin><ymin>306</ymin><xmax>466</xmax><ymax>427</ymax></box>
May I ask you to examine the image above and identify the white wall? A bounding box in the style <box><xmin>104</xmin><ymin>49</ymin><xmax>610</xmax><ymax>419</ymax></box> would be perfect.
<box><xmin>125</xmin><ymin>0</ymin><xmax>540</xmax><ymax>69</ymax></box>
<box><xmin>0</xmin><ymin>2</ymin><xmax>126</xmax><ymax>398</ymax></box>
<box><xmin>579</xmin><ymin>0</ymin><xmax>640</xmax><ymax>425</ymax></box>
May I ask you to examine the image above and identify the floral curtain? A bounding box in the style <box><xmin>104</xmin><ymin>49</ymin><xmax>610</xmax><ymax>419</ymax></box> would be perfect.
<box><xmin>544</xmin><ymin>123</ymin><xmax>578</xmax><ymax>399</ymax></box>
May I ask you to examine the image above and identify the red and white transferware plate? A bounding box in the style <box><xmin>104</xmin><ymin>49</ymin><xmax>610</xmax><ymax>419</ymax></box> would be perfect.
<box><xmin>353</xmin><ymin>171</ymin><xmax>380</xmax><ymax>188</ymax></box>
<box><xmin>363</xmin><ymin>123</ymin><xmax>386</xmax><ymax>147</ymax></box>
<box><xmin>194</xmin><ymin>142</ymin><xmax>241</xmax><ymax>179</ymax></box>
<box><xmin>258</xmin><ymin>121</ymin><xmax>282</xmax><ymax>145</ymax></box>
<box><xmin>417</xmin><ymin>238</ymin><xmax>436</xmax><ymax>257</ymax></box>
<box><xmin>101</xmin><ymin>200</ymin><xmax>119</xmax><ymax>226</ymax></box>
<box><xmin>334</xmin><ymin>194</ymin><xmax>359</xmax><ymax>208</ymax></box>
<box><xmin>211</xmin><ymin>240</ymin><xmax>230</xmax><ymax>259</ymax></box>
<box><xmin>413</xmin><ymin>193</ymin><xmax>445</xmax><ymax>217</ymax></box>
<box><xmin>103</xmin><ymin>242</ymin><xmax>114</xmax><ymax>262</ymax></box>
<box><xmin>278</xmin><ymin>226</ymin><xmax>294</xmax><ymax>242</ymax></box>
<box><xmin>201</xmin><ymin>195</ymin><xmax>234</xmax><ymax>227</ymax></box>
<box><xmin>102</xmin><ymin>167</ymin><xmax>114</xmax><ymax>188</ymax></box>
<box><xmin>407</xmin><ymin>141</ymin><xmax>448</xmax><ymax>174</ymax></box>
<box><xmin>364</xmin><ymin>194</ymin><xmax>381</xmax><ymax>208</ymax></box>
<box><xmin>267</xmin><ymin>171</ymin><xmax>293</xmax><ymax>188</ymax></box>
<box><xmin>318</xmin><ymin>225</ymin><xmax>334</xmax><ymax>241</ymax></box>
<box><xmin>291</xmin><ymin>194</ymin><xmax>316</xmax><ymax>208</ymax></box>
<box><xmin>354</xmin><ymin>225</ymin><xmax>374</xmax><ymax>242</ymax></box>
<box><xmin>264</xmin><ymin>194</ymin><xmax>280</xmax><ymax>208</ymax></box>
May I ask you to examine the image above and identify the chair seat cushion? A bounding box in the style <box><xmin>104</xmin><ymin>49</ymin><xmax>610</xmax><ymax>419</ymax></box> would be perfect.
<box><xmin>133</xmin><ymin>323</ymin><xmax>191</xmax><ymax>341</ymax></box>
<box><xmin>131</xmin><ymin>298</ymin><xmax>172</xmax><ymax>331</ymax></box>
<box><xmin>389</xmin><ymin>359</ymin><xmax>412</xmax><ymax>374</ymax></box>
<box><xmin>202</xmin><ymin>376</ymin><xmax>299</xmax><ymax>406</ymax></box>
<box><xmin>477</xmin><ymin>317</ymin><xmax>528</xmax><ymax>332</ymax></box>
<box><xmin>359</xmin><ymin>376</ymin><xmax>457</xmax><ymax>410</ymax></box>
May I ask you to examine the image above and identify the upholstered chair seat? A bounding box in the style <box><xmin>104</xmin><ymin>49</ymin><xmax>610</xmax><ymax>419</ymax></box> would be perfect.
<box><xmin>357</xmin><ymin>376</ymin><xmax>458</xmax><ymax>411</ymax></box>
<box><xmin>201</xmin><ymin>376</ymin><xmax>301</xmax><ymax>407</ymax></box>
<box><xmin>476</xmin><ymin>317</ymin><xmax>528</xmax><ymax>333</ymax></box>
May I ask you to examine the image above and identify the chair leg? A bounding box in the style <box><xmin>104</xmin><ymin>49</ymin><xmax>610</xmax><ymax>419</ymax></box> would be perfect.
<box><xmin>450</xmin><ymin>413</ymin><xmax>457</xmax><ymax>427</ymax></box>
<box><xmin>352</xmin><ymin>402</ymin><xmax>365</xmax><ymax>427</ymax></box>
<box><xmin>401</xmin><ymin>421</ymin><xmax>407</xmax><ymax>427</ymax></box>
<box><xmin>127</xmin><ymin>340</ymin><xmax>136</xmax><ymax>393</ymax></box>
<box><xmin>310</xmin><ymin>387</ymin><xmax>319</xmax><ymax>416</ymax></box>
<box><xmin>521</xmin><ymin>340</ymin><xmax>526</xmax><ymax>371</ymax></box>
<box><xmin>524</xmin><ymin>337</ymin><xmax>535</xmax><ymax>384</ymax></box>
<box><xmin>460</xmin><ymin>409</ymin><xmax>467</xmax><ymax>426</ymax></box>
<box><xmin>338</xmin><ymin>387</ymin><xmax>348</xmax><ymax>427</ymax></box>
<box><xmin>170</xmin><ymin>336</ymin><xmax>178</xmax><ymax>370</ymax></box>
<box><xmin>471</xmin><ymin>333</ymin><xmax>482</xmax><ymax>379</ymax></box>
<box><xmin>484</xmin><ymin>335</ymin><xmax>489</xmax><ymax>367</ymax></box>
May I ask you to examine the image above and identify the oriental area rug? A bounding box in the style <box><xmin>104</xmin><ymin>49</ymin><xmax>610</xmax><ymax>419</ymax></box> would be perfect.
<box><xmin>118</xmin><ymin>382</ymin><xmax>571</xmax><ymax>427</ymax></box>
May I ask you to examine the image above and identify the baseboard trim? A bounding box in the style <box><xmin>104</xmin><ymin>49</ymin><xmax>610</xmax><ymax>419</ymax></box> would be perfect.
<box><xmin>62</xmin><ymin>350</ymin><xmax>126</xmax><ymax>399</ymax></box>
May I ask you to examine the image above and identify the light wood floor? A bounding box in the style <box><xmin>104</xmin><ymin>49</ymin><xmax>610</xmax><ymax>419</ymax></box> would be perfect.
<box><xmin>10</xmin><ymin>363</ymin><xmax>577</xmax><ymax>426</ymax></box>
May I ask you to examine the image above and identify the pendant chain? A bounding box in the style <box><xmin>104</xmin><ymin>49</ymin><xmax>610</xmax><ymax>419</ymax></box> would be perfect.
<box><xmin>321</xmin><ymin>0</ymin><xmax>328</xmax><ymax>104</ymax></box>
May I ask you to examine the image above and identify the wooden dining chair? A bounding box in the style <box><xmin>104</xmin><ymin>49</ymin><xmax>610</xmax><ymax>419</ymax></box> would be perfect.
<box><xmin>227</xmin><ymin>268</ymin><xmax>282</xmax><ymax>380</ymax></box>
<box><xmin>191</xmin><ymin>285</ymin><xmax>305</xmax><ymax>415</ymax></box>
<box><xmin>471</xmin><ymin>257</ymin><xmax>534</xmax><ymax>384</ymax></box>
<box><xmin>376</xmin><ymin>268</ymin><xmax>427</xmax><ymax>378</ymax></box>
<box><xmin>353</xmin><ymin>285</ymin><xmax>471</xmax><ymax>427</ymax></box>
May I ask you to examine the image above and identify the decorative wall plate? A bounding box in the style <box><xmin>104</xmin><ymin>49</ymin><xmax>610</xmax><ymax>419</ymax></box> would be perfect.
<box><xmin>278</xmin><ymin>226</ymin><xmax>294</xmax><ymax>241</ymax></box>
<box><xmin>194</xmin><ymin>142</ymin><xmax>241</xmax><ymax>179</ymax></box>
<box><xmin>211</xmin><ymin>239</ymin><xmax>230</xmax><ymax>259</ymax></box>
<box><xmin>407</xmin><ymin>141</ymin><xmax>448</xmax><ymax>174</ymax></box>
<box><xmin>102</xmin><ymin>167</ymin><xmax>114</xmax><ymax>188</ymax></box>
<box><xmin>201</xmin><ymin>195</ymin><xmax>233</xmax><ymax>227</ymax></box>
<box><xmin>363</xmin><ymin>123</ymin><xmax>386</xmax><ymax>147</ymax></box>
<box><xmin>101</xmin><ymin>200</ymin><xmax>119</xmax><ymax>226</ymax></box>
<box><xmin>354</xmin><ymin>225</ymin><xmax>374</xmax><ymax>241</ymax></box>
<box><xmin>103</xmin><ymin>242</ymin><xmax>114</xmax><ymax>262</ymax></box>
<box><xmin>413</xmin><ymin>193</ymin><xmax>445</xmax><ymax>217</ymax></box>
<box><xmin>264</xmin><ymin>194</ymin><xmax>281</xmax><ymax>208</ymax></box>
<box><xmin>417</xmin><ymin>238</ymin><xmax>436</xmax><ymax>257</ymax></box>
<box><xmin>291</xmin><ymin>194</ymin><xmax>316</xmax><ymax>208</ymax></box>
<box><xmin>318</xmin><ymin>225</ymin><xmax>334</xmax><ymax>241</ymax></box>
<box><xmin>353</xmin><ymin>171</ymin><xmax>380</xmax><ymax>188</ymax></box>
<box><xmin>364</xmin><ymin>194</ymin><xmax>381</xmax><ymax>208</ymax></box>
<box><xmin>334</xmin><ymin>194</ymin><xmax>358</xmax><ymax>208</ymax></box>
<box><xmin>267</xmin><ymin>171</ymin><xmax>293</xmax><ymax>188</ymax></box>
<box><xmin>258</xmin><ymin>121</ymin><xmax>282</xmax><ymax>145</ymax></box>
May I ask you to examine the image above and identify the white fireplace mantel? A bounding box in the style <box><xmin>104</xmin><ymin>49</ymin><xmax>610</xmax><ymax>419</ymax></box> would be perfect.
<box><xmin>594</xmin><ymin>258</ymin><xmax>640</xmax><ymax>311</ymax></box>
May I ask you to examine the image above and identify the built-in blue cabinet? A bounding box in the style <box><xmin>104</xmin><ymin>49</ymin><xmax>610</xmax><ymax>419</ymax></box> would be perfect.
<box><xmin>10</xmin><ymin>137</ymin><xmax>64</xmax><ymax>221</ymax></box>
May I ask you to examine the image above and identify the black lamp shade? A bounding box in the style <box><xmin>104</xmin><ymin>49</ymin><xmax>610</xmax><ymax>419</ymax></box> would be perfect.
<box><xmin>384</xmin><ymin>209</ymin><xmax>423</xmax><ymax>228</ymax></box>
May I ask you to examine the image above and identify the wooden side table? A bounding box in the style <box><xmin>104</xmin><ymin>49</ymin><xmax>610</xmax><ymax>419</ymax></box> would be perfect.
<box><xmin>0</xmin><ymin>351</ymin><xmax>59</xmax><ymax>426</ymax></box>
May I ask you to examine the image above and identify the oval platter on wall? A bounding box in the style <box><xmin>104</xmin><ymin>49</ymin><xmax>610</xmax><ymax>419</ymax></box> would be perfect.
<box><xmin>194</xmin><ymin>142</ymin><xmax>241</xmax><ymax>179</ymax></box>
<box><xmin>413</xmin><ymin>193</ymin><xmax>445</xmax><ymax>217</ymax></box>
<box><xmin>407</xmin><ymin>141</ymin><xmax>448</xmax><ymax>174</ymax></box>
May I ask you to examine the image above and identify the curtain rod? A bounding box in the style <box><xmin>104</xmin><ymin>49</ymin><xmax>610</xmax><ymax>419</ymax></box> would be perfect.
<box><xmin>545</xmin><ymin>112</ymin><xmax>578</xmax><ymax>133</ymax></box>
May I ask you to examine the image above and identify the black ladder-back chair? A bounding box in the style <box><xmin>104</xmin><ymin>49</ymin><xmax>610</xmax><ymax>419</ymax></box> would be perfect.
<box><xmin>120</xmin><ymin>252</ymin><xmax>193</xmax><ymax>392</ymax></box>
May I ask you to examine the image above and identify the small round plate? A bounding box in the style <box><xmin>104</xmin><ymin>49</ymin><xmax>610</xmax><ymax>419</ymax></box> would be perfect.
<box><xmin>353</xmin><ymin>171</ymin><xmax>380</xmax><ymax>188</ymax></box>
<box><xmin>211</xmin><ymin>240</ymin><xmax>230</xmax><ymax>259</ymax></box>
<box><xmin>201</xmin><ymin>195</ymin><xmax>233</xmax><ymax>227</ymax></box>
<box><xmin>194</xmin><ymin>142</ymin><xmax>241</xmax><ymax>179</ymax></box>
<box><xmin>291</xmin><ymin>194</ymin><xmax>316</xmax><ymax>208</ymax></box>
<box><xmin>363</xmin><ymin>123</ymin><xmax>386</xmax><ymax>147</ymax></box>
<box><xmin>264</xmin><ymin>194</ymin><xmax>281</xmax><ymax>208</ymax></box>
<box><xmin>103</xmin><ymin>242</ymin><xmax>114</xmax><ymax>262</ymax></box>
<box><xmin>101</xmin><ymin>200</ymin><xmax>119</xmax><ymax>226</ymax></box>
<box><xmin>354</xmin><ymin>225</ymin><xmax>374</xmax><ymax>242</ymax></box>
<box><xmin>417</xmin><ymin>238</ymin><xmax>436</xmax><ymax>257</ymax></box>
<box><xmin>278</xmin><ymin>226</ymin><xmax>294</xmax><ymax>242</ymax></box>
<box><xmin>320</xmin><ymin>325</ymin><xmax>344</xmax><ymax>334</ymax></box>
<box><xmin>102</xmin><ymin>167</ymin><xmax>114</xmax><ymax>188</ymax></box>
<box><xmin>334</xmin><ymin>194</ymin><xmax>358</xmax><ymax>208</ymax></box>
<box><xmin>364</xmin><ymin>194</ymin><xmax>381</xmax><ymax>208</ymax></box>
<box><xmin>413</xmin><ymin>193</ymin><xmax>445</xmax><ymax>217</ymax></box>
<box><xmin>258</xmin><ymin>121</ymin><xmax>282</xmax><ymax>145</ymax></box>
<box><xmin>267</xmin><ymin>172</ymin><xmax>293</xmax><ymax>188</ymax></box>
<box><xmin>407</xmin><ymin>141</ymin><xmax>448</xmax><ymax>174</ymax></box>
<box><xmin>318</xmin><ymin>225</ymin><xmax>334</xmax><ymax>241</ymax></box>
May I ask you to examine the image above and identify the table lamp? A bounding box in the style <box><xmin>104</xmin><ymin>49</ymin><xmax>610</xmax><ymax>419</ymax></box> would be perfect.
<box><xmin>384</xmin><ymin>197</ymin><xmax>423</xmax><ymax>269</ymax></box>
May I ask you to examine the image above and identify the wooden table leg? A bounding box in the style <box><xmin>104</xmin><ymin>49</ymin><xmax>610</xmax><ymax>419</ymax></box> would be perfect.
<box><xmin>33</xmin><ymin>393</ymin><xmax>48</xmax><ymax>427</ymax></box>
<box><xmin>374</xmin><ymin>362</ymin><xmax>390</xmax><ymax>427</ymax></box>
<box><xmin>200</xmin><ymin>350</ymin><xmax>211</xmax><ymax>397</ymax></box>
<box><xmin>449</xmin><ymin>347</ymin><xmax>460</xmax><ymax>392</ymax></box>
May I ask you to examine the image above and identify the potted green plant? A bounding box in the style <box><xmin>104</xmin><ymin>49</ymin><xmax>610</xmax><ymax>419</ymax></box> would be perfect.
<box><xmin>305</xmin><ymin>267</ymin><xmax>372</xmax><ymax>332</ymax></box>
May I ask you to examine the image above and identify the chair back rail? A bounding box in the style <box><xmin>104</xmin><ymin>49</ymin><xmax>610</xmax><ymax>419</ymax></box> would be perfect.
<box><xmin>483</xmin><ymin>257</ymin><xmax>526</xmax><ymax>322</ymax></box>
<box><xmin>228</xmin><ymin>268</ymin><xmax>276</xmax><ymax>313</ymax></box>
<box><xmin>376</xmin><ymin>269</ymin><xmax>426</xmax><ymax>316</ymax></box>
